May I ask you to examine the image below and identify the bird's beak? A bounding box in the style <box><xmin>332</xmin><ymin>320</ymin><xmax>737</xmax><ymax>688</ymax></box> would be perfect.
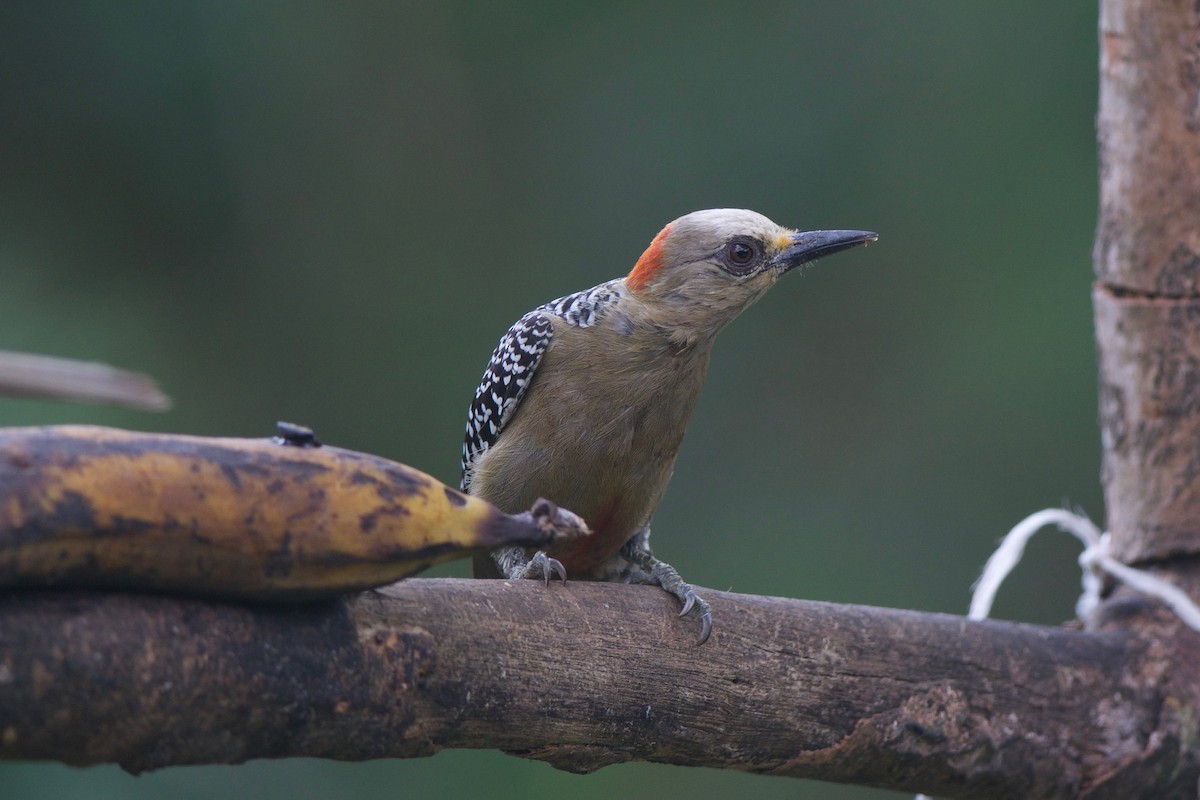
<box><xmin>772</xmin><ymin>229</ymin><xmax>878</xmax><ymax>273</ymax></box>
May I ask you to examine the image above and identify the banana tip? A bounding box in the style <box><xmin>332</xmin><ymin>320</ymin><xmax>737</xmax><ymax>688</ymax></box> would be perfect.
<box><xmin>529</xmin><ymin>498</ymin><xmax>590</xmax><ymax>541</ymax></box>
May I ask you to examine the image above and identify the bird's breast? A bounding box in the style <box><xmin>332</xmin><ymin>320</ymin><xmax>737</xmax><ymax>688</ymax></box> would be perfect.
<box><xmin>469</xmin><ymin>326</ymin><xmax>712</xmax><ymax>574</ymax></box>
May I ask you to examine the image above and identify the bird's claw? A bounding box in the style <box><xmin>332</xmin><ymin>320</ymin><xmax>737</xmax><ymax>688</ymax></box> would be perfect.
<box><xmin>545</xmin><ymin>553</ymin><xmax>567</xmax><ymax>584</ymax></box>
<box><xmin>490</xmin><ymin>546</ymin><xmax>567</xmax><ymax>585</ymax></box>
<box><xmin>521</xmin><ymin>550</ymin><xmax>566</xmax><ymax>585</ymax></box>
<box><xmin>697</xmin><ymin>608</ymin><xmax>713</xmax><ymax>645</ymax></box>
<box><xmin>620</xmin><ymin>543</ymin><xmax>713</xmax><ymax>645</ymax></box>
<box><xmin>679</xmin><ymin>590</ymin><xmax>695</xmax><ymax>616</ymax></box>
<box><xmin>678</xmin><ymin>589</ymin><xmax>713</xmax><ymax>645</ymax></box>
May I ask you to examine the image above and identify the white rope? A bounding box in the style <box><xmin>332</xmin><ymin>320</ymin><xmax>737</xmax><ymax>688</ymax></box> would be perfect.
<box><xmin>969</xmin><ymin>508</ymin><xmax>1200</xmax><ymax>631</ymax></box>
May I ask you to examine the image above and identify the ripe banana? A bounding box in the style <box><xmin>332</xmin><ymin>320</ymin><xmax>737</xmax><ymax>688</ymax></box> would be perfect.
<box><xmin>0</xmin><ymin>425</ymin><xmax>588</xmax><ymax>599</ymax></box>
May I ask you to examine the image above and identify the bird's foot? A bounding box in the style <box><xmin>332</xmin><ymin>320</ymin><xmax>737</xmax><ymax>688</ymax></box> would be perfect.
<box><xmin>619</xmin><ymin>544</ymin><xmax>712</xmax><ymax>645</ymax></box>
<box><xmin>492</xmin><ymin>546</ymin><xmax>566</xmax><ymax>585</ymax></box>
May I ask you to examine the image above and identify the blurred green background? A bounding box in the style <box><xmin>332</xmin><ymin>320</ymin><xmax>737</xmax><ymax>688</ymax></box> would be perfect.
<box><xmin>0</xmin><ymin>2</ymin><xmax>1098</xmax><ymax>798</ymax></box>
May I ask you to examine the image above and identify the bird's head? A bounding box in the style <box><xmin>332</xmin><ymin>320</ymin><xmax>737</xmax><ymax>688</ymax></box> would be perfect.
<box><xmin>625</xmin><ymin>208</ymin><xmax>876</xmax><ymax>341</ymax></box>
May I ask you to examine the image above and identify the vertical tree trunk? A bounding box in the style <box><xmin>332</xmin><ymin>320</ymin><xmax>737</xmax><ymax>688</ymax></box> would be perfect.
<box><xmin>1090</xmin><ymin>10</ymin><xmax>1200</xmax><ymax>791</ymax></box>
<box><xmin>1095</xmin><ymin>0</ymin><xmax>1200</xmax><ymax>575</ymax></box>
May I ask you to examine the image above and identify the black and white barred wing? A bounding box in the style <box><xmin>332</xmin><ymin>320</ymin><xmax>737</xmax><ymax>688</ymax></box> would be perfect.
<box><xmin>460</xmin><ymin>310</ymin><xmax>554</xmax><ymax>490</ymax></box>
<box><xmin>459</xmin><ymin>281</ymin><xmax>621</xmax><ymax>491</ymax></box>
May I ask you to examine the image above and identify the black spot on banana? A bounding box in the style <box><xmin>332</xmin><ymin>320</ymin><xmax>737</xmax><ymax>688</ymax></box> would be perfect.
<box><xmin>0</xmin><ymin>425</ymin><xmax>589</xmax><ymax>600</ymax></box>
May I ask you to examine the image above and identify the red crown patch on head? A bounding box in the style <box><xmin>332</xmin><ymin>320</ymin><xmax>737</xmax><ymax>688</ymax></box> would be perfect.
<box><xmin>626</xmin><ymin>224</ymin><xmax>673</xmax><ymax>292</ymax></box>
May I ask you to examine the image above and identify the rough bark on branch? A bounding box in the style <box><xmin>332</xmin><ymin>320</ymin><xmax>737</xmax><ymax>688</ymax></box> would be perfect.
<box><xmin>0</xmin><ymin>579</ymin><xmax>1192</xmax><ymax>799</ymax></box>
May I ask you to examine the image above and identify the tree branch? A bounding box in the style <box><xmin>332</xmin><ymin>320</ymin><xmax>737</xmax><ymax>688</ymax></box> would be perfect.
<box><xmin>0</xmin><ymin>579</ymin><xmax>1190</xmax><ymax>798</ymax></box>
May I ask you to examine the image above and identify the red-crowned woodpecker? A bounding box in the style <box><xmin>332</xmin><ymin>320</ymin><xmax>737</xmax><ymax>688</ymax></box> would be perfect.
<box><xmin>460</xmin><ymin>208</ymin><xmax>876</xmax><ymax>643</ymax></box>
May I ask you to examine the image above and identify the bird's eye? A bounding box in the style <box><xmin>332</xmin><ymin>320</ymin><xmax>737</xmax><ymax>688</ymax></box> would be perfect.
<box><xmin>729</xmin><ymin>242</ymin><xmax>754</xmax><ymax>263</ymax></box>
<box><xmin>721</xmin><ymin>238</ymin><xmax>762</xmax><ymax>273</ymax></box>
